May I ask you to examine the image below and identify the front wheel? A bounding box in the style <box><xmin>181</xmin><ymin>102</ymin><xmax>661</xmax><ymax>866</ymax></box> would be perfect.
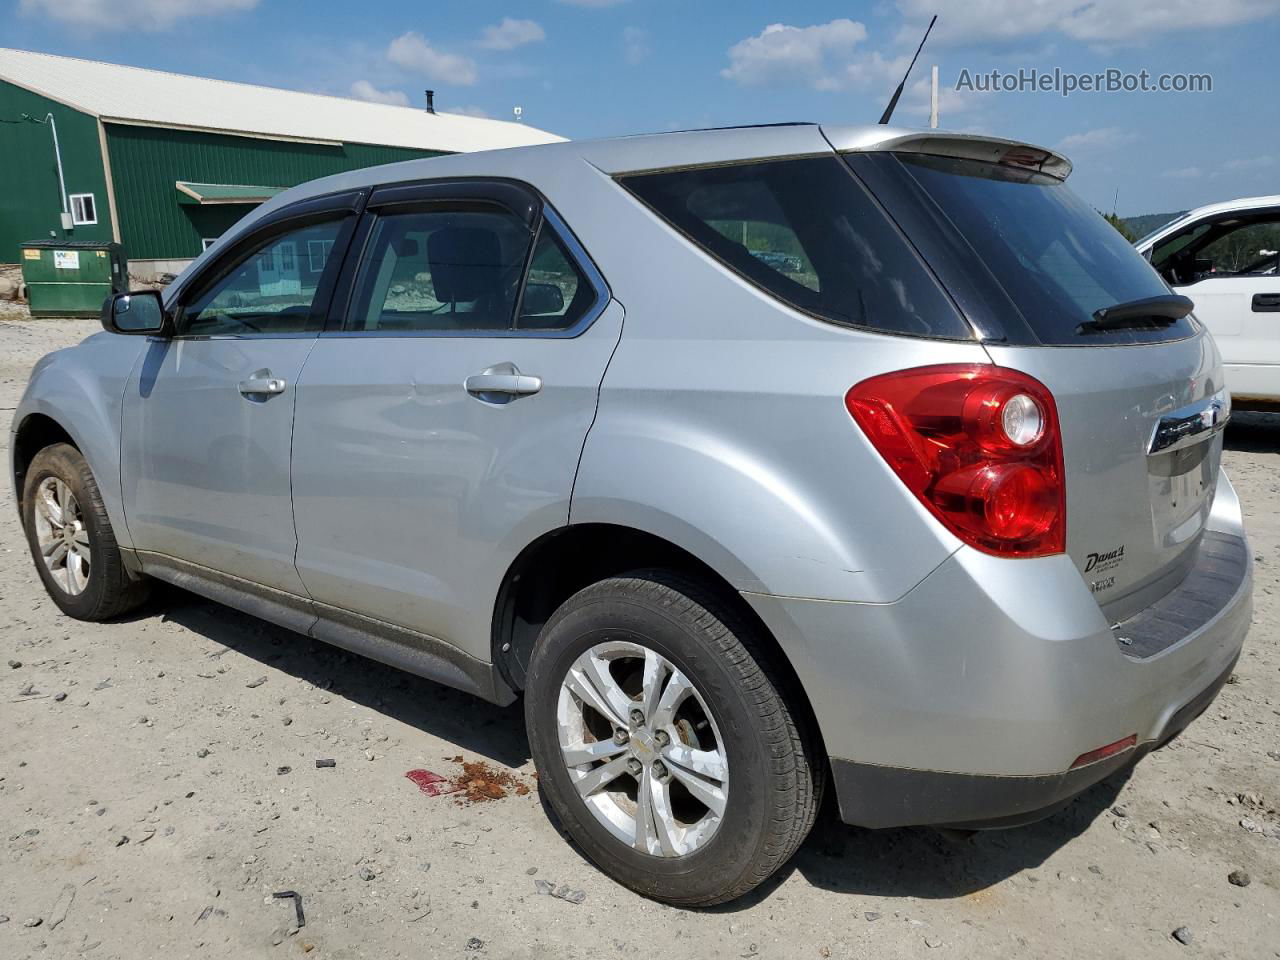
<box><xmin>524</xmin><ymin>570</ymin><xmax>822</xmax><ymax>906</ymax></box>
<box><xmin>22</xmin><ymin>443</ymin><xmax>150</xmax><ymax>621</ymax></box>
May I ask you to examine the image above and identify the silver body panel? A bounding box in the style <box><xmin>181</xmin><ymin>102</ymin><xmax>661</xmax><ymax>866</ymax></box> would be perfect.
<box><xmin>120</xmin><ymin>336</ymin><xmax>316</xmax><ymax>594</ymax></box>
<box><xmin>11</xmin><ymin>123</ymin><xmax>1251</xmax><ymax>795</ymax></box>
<box><xmin>747</xmin><ymin>469</ymin><xmax>1249</xmax><ymax>775</ymax></box>
<box><xmin>290</xmin><ymin>301</ymin><xmax>624</xmax><ymax>660</ymax></box>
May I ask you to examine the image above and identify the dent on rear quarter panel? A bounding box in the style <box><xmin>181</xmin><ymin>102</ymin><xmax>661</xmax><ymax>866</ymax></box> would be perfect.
<box><xmin>13</xmin><ymin>334</ymin><xmax>146</xmax><ymax>549</ymax></box>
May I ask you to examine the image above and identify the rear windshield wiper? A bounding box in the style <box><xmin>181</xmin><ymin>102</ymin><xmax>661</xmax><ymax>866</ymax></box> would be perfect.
<box><xmin>1077</xmin><ymin>294</ymin><xmax>1194</xmax><ymax>334</ymax></box>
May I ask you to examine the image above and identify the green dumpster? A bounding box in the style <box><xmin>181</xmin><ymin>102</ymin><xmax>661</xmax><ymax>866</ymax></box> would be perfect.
<box><xmin>19</xmin><ymin>240</ymin><xmax>127</xmax><ymax>318</ymax></box>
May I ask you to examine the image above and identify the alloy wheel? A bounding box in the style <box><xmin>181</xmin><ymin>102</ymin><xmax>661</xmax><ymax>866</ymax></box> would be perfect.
<box><xmin>33</xmin><ymin>476</ymin><xmax>91</xmax><ymax>595</ymax></box>
<box><xmin>556</xmin><ymin>640</ymin><xmax>729</xmax><ymax>857</ymax></box>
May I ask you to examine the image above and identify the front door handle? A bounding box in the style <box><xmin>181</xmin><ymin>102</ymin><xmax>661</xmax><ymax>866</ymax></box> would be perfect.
<box><xmin>464</xmin><ymin>363</ymin><xmax>542</xmax><ymax>403</ymax></box>
<box><xmin>1252</xmin><ymin>293</ymin><xmax>1280</xmax><ymax>312</ymax></box>
<box><xmin>238</xmin><ymin>374</ymin><xmax>287</xmax><ymax>398</ymax></box>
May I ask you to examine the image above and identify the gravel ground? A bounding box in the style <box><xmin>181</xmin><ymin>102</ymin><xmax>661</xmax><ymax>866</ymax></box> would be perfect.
<box><xmin>1</xmin><ymin>314</ymin><xmax>1277</xmax><ymax>960</ymax></box>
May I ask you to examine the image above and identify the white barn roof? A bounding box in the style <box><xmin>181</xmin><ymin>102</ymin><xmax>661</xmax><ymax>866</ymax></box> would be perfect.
<box><xmin>0</xmin><ymin>47</ymin><xmax>563</xmax><ymax>153</ymax></box>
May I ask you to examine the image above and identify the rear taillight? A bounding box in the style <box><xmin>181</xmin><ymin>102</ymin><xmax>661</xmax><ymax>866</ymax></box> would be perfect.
<box><xmin>845</xmin><ymin>364</ymin><xmax>1065</xmax><ymax>558</ymax></box>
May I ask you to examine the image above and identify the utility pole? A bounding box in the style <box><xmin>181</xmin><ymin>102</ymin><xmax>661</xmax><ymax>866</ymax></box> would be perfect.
<box><xmin>930</xmin><ymin>65</ymin><xmax>939</xmax><ymax>129</ymax></box>
<box><xmin>25</xmin><ymin>113</ymin><xmax>71</xmax><ymax>230</ymax></box>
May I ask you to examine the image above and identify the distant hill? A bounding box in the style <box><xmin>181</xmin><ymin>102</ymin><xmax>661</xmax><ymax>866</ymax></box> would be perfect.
<box><xmin>1123</xmin><ymin>211</ymin><xmax>1187</xmax><ymax>240</ymax></box>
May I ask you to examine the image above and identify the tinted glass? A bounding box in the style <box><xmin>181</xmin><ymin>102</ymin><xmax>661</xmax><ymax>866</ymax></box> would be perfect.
<box><xmin>1152</xmin><ymin>215</ymin><xmax>1280</xmax><ymax>284</ymax></box>
<box><xmin>348</xmin><ymin>208</ymin><xmax>533</xmax><ymax>333</ymax></box>
<box><xmin>620</xmin><ymin>156</ymin><xmax>970</xmax><ymax>339</ymax></box>
<box><xmin>181</xmin><ymin>220</ymin><xmax>345</xmax><ymax>336</ymax></box>
<box><xmin>896</xmin><ymin>154</ymin><xmax>1190</xmax><ymax>344</ymax></box>
<box><xmin>518</xmin><ymin>226</ymin><xmax>596</xmax><ymax>330</ymax></box>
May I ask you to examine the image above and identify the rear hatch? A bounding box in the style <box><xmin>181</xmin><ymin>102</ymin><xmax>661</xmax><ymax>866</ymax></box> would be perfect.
<box><xmin>839</xmin><ymin>133</ymin><xmax>1227</xmax><ymax>618</ymax></box>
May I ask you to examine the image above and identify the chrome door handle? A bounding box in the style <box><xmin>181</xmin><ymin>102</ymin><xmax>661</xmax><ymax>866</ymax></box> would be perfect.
<box><xmin>238</xmin><ymin>375</ymin><xmax>287</xmax><ymax>398</ymax></box>
<box><xmin>464</xmin><ymin>374</ymin><xmax>542</xmax><ymax>395</ymax></box>
<box><xmin>464</xmin><ymin>363</ymin><xmax>542</xmax><ymax>402</ymax></box>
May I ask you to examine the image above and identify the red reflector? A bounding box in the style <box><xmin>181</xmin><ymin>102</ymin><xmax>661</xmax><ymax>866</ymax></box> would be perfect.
<box><xmin>846</xmin><ymin>364</ymin><xmax>1066</xmax><ymax>558</ymax></box>
<box><xmin>1069</xmin><ymin>734</ymin><xmax>1137</xmax><ymax>770</ymax></box>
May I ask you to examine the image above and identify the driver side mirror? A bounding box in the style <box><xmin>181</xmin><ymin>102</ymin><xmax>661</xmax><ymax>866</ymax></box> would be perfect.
<box><xmin>101</xmin><ymin>290</ymin><xmax>171</xmax><ymax>336</ymax></box>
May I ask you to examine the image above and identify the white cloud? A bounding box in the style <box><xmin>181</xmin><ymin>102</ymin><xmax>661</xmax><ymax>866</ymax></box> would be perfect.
<box><xmin>1223</xmin><ymin>155</ymin><xmax>1277</xmax><ymax>171</ymax></box>
<box><xmin>900</xmin><ymin>73</ymin><xmax>988</xmax><ymax>121</ymax></box>
<box><xmin>894</xmin><ymin>0</ymin><xmax>1064</xmax><ymax>47</ymax></box>
<box><xmin>479</xmin><ymin>17</ymin><xmax>546</xmax><ymax>51</ymax></box>
<box><xmin>722</xmin><ymin>19</ymin><xmax>870</xmax><ymax>89</ymax></box>
<box><xmin>18</xmin><ymin>0</ymin><xmax>256</xmax><ymax>30</ymax></box>
<box><xmin>1056</xmin><ymin>127</ymin><xmax>1137</xmax><ymax>152</ymax></box>
<box><xmin>1163</xmin><ymin>166</ymin><xmax>1202</xmax><ymax>179</ymax></box>
<box><xmin>895</xmin><ymin>0</ymin><xmax>1280</xmax><ymax>46</ymax></box>
<box><xmin>623</xmin><ymin>26</ymin><xmax>650</xmax><ymax>65</ymax></box>
<box><xmin>832</xmin><ymin>49</ymin><xmax>910</xmax><ymax>93</ymax></box>
<box><xmin>1060</xmin><ymin>0</ymin><xmax>1280</xmax><ymax>41</ymax></box>
<box><xmin>349</xmin><ymin>80</ymin><xmax>409</xmax><ymax>107</ymax></box>
<box><xmin>387</xmin><ymin>31</ymin><xmax>478</xmax><ymax>86</ymax></box>
<box><xmin>447</xmin><ymin>105</ymin><xmax>494</xmax><ymax>119</ymax></box>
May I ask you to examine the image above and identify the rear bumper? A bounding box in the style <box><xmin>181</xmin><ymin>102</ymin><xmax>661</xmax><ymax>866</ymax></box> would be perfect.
<box><xmin>829</xmin><ymin>654</ymin><xmax>1237</xmax><ymax>829</ymax></box>
<box><xmin>743</xmin><ymin>470</ymin><xmax>1252</xmax><ymax>829</ymax></box>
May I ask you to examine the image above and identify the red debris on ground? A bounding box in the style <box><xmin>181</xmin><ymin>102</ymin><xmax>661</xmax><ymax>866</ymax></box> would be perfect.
<box><xmin>404</xmin><ymin>769</ymin><xmax>463</xmax><ymax>797</ymax></box>
<box><xmin>450</xmin><ymin>760</ymin><xmax>530</xmax><ymax>804</ymax></box>
<box><xmin>405</xmin><ymin>761</ymin><xmax>532</xmax><ymax>803</ymax></box>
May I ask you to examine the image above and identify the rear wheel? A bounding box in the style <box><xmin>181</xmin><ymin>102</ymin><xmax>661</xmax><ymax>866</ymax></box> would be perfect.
<box><xmin>22</xmin><ymin>443</ymin><xmax>150</xmax><ymax>621</ymax></box>
<box><xmin>524</xmin><ymin>570</ymin><xmax>822</xmax><ymax>906</ymax></box>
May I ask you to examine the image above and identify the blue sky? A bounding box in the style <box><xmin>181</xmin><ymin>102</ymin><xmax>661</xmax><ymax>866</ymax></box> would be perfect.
<box><xmin>7</xmin><ymin>0</ymin><xmax>1279</xmax><ymax>217</ymax></box>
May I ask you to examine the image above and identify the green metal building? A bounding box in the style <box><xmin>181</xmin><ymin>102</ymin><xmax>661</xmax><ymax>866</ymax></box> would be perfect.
<box><xmin>0</xmin><ymin>48</ymin><xmax>562</xmax><ymax>279</ymax></box>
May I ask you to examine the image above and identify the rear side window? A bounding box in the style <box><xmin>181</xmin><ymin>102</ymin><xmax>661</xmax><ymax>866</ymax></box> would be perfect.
<box><xmin>348</xmin><ymin>208</ymin><xmax>533</xmax><ymax>333</ymax></box>
<box><xmin>620</xmin><ymin>157</ymin><xmax>971</xmax><ymax>340</ymax></box>
<box><xmin>518</xmin><ymin>226</ymin><xmax>594</xmax><ymax>331</ymax></box>
<box><xmin>894</xmin><ymin>154</ymin><xmax>1190</xmax><ymax>345</ymax></box>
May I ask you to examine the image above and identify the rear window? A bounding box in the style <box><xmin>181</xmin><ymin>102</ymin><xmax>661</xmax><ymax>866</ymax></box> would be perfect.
<box><xmin>619</xmin><ymin>156</ymin><xmax>971</xmax><ymax>340</ymax></box>
<box><xmin>893</xmin><ymin>154</ymin><xmax>1191</xmax><ymax>345</ymax></box>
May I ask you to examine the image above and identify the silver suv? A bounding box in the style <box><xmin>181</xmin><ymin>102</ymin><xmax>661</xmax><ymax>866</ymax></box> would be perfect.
<box><xmin>11</xmin><ymin>125</ymin><xmax>1252</xmax><ymax>906</ymax></box>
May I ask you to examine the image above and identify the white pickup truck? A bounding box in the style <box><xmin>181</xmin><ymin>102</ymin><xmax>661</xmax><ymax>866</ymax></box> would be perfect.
<box><xmin>1137</xmin><ymin>195</ymin><xmax>1280</xmax><ymax>408</ymax></box>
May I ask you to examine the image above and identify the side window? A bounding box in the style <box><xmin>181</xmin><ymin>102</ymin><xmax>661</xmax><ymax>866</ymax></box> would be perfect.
<box><xmin>347</xmin><ymin>207</ymin><xmax>533</xmax><ymax>333</ymax></box>
<box><xmin>1152</xmin><ymin>215</ymin><xmax>1280</xmax><ymax>284</ymax></box>
<box><xmin>181</xmin><ymin>219</ymin><xmax>346</xmax><ymax>336</ymax></box>
<box><xmin>696</xmin><ymin>181</ymin><xmax>819</xmax><ymax>292</ymax></box>
<box><xmin>1196</xmin><ymin>220</ymin><xmax>1280</xmax><ymax>278</ymax></box>
<box><xmin>70</xmin><ymin>193</ymin><xmax>97</xmax><ymax>225</ymax></box>
<box><xmin>1151</xmin><ymin>221</ymin><xmax>1210</xmax><ymax>277</ymax></box>
<box><xmin>621</xmin><ymin>156</ymin><xmax>970</xmax><ymax>339</ymax></box>
<box><xmin>517</xmin><ymin>226</ymin><xmax>596</xmax><ymax>330</ymax></box>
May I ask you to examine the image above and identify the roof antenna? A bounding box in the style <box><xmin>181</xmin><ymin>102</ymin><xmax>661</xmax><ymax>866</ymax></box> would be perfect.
<box><xmin>878</xmin><ymin>14</ymin><xmax>937</xmax><ymax>125</ymax></box>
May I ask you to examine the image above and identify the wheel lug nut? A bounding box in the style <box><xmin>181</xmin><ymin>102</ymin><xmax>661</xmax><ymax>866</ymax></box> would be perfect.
<box><xmin>655</xmin><ymin>730</ymin><xmax>670</xmax><ymax>747</ymax></box>
<box><xmin>653</xmin><ymin>760</ymin><xmax>669</xmax><ymax>781</ymax></box>
<box><xmin>629</xmin><ymin>709</ymin><xmax>644</xmax><ymax>726</ymax></box>
<box><xmin>613</xmin><ymin>728</ymin><xmax>629</xmax><ymax>745</ymax></box>
<box><xmin>627</xmin><ymin>758</ymin><xmax>643</xmax><ymax>776</ymax></box>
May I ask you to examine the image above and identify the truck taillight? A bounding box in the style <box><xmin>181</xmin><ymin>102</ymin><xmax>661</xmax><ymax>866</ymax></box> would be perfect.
<box><xmin>846</xmin><ymin>364</ymin><xmax>1065</xmax><ymax>558</ymax></box>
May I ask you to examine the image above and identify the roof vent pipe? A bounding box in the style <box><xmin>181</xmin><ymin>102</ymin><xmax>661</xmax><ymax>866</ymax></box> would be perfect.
<box><xmin>425</xmin><ymin>90</ymin><xmax>436</xmax><ymax>114</ymax></box>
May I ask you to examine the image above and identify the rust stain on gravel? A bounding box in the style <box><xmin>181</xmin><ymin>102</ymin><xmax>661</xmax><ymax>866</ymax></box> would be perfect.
<box><xmin>450</xmin><ymin>760</ymin><xmax>531</xmax><ymax>805</ymax></box>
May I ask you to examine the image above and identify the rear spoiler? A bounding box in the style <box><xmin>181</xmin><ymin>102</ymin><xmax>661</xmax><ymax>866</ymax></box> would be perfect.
<box><xmin>826</xmin><ymin>128</ymin><xmax>1072</xmax><ymax>181</ymax></box>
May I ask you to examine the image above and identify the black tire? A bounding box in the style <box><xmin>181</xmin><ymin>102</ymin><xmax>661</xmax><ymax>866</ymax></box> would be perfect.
<box><xmin>22</xmin><ymin>443</ymin><xmax>150</xmax><ymax>621</ymax></box>
<box><xmin>524</xmin><ymin>569</ymin><xmax>823</xmax><ymax>906</ymax></box>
